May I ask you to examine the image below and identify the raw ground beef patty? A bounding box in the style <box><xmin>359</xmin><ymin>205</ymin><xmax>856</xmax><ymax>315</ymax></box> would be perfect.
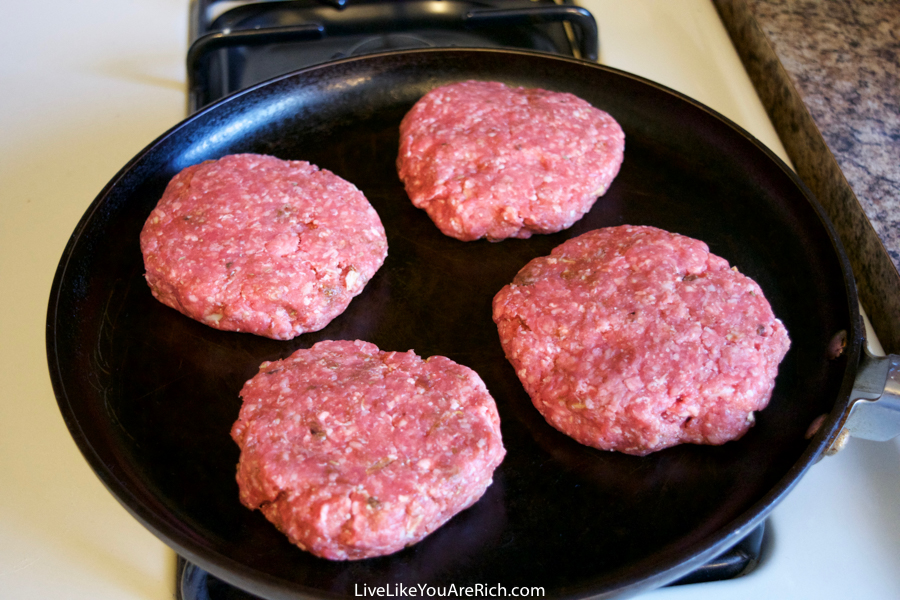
<box><xmin>140</xmin><ymin>154</ymin><xmax>387</xmax><ymax>340</ymax></box>
<box><xmin>397</xmin><ymin>80</ymin><xmax>625</xmax><ymax>242</ymax></box>
<box><xmin>492</xmin><ymin>225</ymin><xmax>791</xmax><ymax>456</ymax></box>
<box><xmin>231</xmin><ymin>340</ymin><xmax>506</xmax><ymax>560</ymax></box>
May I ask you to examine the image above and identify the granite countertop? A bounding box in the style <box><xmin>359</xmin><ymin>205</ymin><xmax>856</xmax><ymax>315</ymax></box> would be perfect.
<box><xmin>715</xmin><ymin>0</ymin><xmax>900</xmax><ymax>352</ymax></box>
<box><xmin>750</xmin><ymin>0</ymin><xmax>900</xmax><ymax>265</ymax></box>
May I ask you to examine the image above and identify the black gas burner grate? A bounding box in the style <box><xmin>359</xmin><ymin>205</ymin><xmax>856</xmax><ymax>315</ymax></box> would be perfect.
<box><xmin>188</xmin><ymin>0</ymin><xmax>598</xmax><ymax>112</ymax></box>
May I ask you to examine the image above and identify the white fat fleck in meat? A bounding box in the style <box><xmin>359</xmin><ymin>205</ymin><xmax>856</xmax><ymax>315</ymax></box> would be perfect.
<box><xmin>341</xmin><ymin>268</ymin><xmax>358</xmax><ymax>290</ymax></box>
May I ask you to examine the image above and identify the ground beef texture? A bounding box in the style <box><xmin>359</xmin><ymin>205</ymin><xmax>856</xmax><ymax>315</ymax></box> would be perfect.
<box><xmin>397</xmin><ymin>80</ymin><xmax>625</xmax><ymax>241</ymax></box>
<box><xmin>492</xmin><ymin>225</ymin><xmax>791</xmax><ymax>456</ymax></box>
<box><xmin>231</xmin><ymin>340</ymin><xmax>506</xmax><ymax>560</ymax></box>
<box><xmin>140</xmin><ymin>154</ymin><xmax>388</xmax><ymax>340</ymax></box>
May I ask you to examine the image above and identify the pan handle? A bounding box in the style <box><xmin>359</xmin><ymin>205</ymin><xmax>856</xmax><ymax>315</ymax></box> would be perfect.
<box><xmin>842</xmin><ymin>350</ymin><xmax>900</xmax><ymax>441</ymax></box>
<box><xmin>827</xmin><ymin>349</ymin><xmax>900</xmax><ymax>454</ymax></box>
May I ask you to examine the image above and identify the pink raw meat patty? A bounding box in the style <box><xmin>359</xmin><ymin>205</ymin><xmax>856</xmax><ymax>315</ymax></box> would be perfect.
<box><xmin>140</xmin><ymin>154</ymin><xmax>388</xmax><ymax>340</ymax></box>
<box><xmin>231</xmin><ymin>340</ymin><xmax>506</xmax><ymax>560</ymax></box>
<box><xmin>492</xmin><ymin>225</ymin><xmax>791</xmax><ymax>456</ymax></box>
<box><xmin>397</xmin><ymin>80</ymin><xmax>625</xmax><ymax>242</ymax></box>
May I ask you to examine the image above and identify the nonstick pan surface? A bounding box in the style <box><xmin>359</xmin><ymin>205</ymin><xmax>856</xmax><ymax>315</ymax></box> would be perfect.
<box><xmin>47</xmin><ymin>49</ymin><xmax>861</xmax><ymax>599</ymax></box>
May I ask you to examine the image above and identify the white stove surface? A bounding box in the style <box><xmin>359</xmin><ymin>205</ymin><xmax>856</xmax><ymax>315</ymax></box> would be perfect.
<box><xmin>2</xmin><ymin>1</ymin><xmax>898</xmax><ymax>598</ymax></box>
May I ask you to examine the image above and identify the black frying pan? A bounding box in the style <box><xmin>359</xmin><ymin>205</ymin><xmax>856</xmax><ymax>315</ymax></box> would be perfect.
<box><xmin>46</xmin><ymin>49</ymin><xmax>862</xmax><ymax>599</ymax></box>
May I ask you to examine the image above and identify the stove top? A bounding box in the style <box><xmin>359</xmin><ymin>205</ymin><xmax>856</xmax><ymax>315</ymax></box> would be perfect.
<box><xmin>6</xmin><ymin>1</ymin><xmax>899</xmax><ymax>600</ymax></box>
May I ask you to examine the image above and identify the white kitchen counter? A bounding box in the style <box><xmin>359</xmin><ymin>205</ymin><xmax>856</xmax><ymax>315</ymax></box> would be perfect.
<box><xmin>1</xmin><ymin>1</ymin><xmax>898</xmax><ymax>598</ymax></box>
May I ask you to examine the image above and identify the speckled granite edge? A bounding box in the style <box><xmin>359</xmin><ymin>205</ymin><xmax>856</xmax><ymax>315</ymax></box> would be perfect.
<box><xmin>714</xmin><ymin>0</ymin><xmax>900</xmax><ymax>353</ymax></box>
